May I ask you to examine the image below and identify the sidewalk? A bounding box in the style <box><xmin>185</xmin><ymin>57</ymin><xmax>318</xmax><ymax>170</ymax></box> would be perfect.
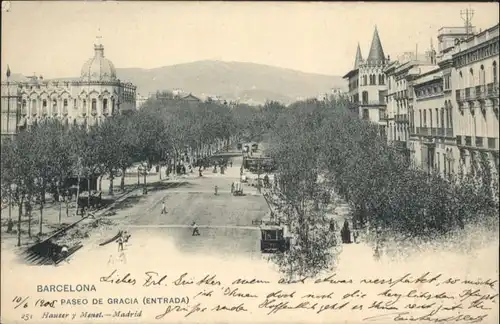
<box><xmin>0</xmin><ymin>174</ymin><xmax>169</xmax><ymax>247</ymax></box>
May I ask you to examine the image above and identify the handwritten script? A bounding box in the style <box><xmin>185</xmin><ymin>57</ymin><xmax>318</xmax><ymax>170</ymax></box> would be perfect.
<box><xmin>95</xmin><ymin>269</ymin><xmax>499</xmax><ymax>322</ymax></box>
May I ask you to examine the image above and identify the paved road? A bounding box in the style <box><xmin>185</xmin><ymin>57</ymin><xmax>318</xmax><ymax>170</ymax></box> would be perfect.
<box><xmin>86</xmin><ymin>154</ymin><xmax>270</xmax><ymax>261</ymax></box>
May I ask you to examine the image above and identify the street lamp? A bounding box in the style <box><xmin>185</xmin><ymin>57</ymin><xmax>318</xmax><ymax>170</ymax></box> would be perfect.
<box><xmin>6</xmin><ymin>65</ymin><xmax>11</xmax><ymax>138</ymax></box>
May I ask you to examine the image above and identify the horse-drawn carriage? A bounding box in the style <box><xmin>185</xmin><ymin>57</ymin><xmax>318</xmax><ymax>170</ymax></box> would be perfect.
<box><xmin>243</xmin><ymin>157</ymin><xmax>276</xmax><ymax>173</ymax></box>
<box><xmin>77</xmin><ymin>191</ymin><xmax>103</xmax><ymax>215</ymax></box>
<box><xmin>259</xmin><ymin>225</ymin><xmax>291</xmax><ymax>253</ymax></box>
<box><xmin>232</xmin><ymin>181</ymin><xmax>244</xmax><ymax>196</ymax></box>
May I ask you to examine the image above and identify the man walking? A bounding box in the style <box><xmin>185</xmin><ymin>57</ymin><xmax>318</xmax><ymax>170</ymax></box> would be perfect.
<box><xmin>160</xmin><ymin>200</ymin><xmax>168</xmax><ymax>214</ymax></box>
<box><xmin>192</xmin><ymin>221</ymin><xmax>200</xmax><ymax>236</ymax></box>
<box><xmin>117</xmin><ymin>235</ymin><xmax>124</xmax><ymax>252</ymax></box>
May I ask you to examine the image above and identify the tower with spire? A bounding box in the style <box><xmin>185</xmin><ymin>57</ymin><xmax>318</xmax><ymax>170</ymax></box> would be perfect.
<box><xmin>343</xmin><ymin>26</ymin><xmax>390</xmax><ymax>128</ymax></box>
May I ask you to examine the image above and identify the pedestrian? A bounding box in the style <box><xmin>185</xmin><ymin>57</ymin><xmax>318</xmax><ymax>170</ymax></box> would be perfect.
<box><xmin>123</xmin><ymin>230</ymin><xmax>131</xmax><ymax>243</ymax></box>
<box><xmin>192</xmin><ymin>221</ymin><xmax>200</xmax><ymax>236</ymax></box>
<box><xmin>60</xmin><ymin>245</ymin><xmax>69</xmax><ymax>263</ymax></box>
<box><xmin>341</xmin><ymin>220</ymin><xmax>352</xmax><ymax>244</ymax></box>
<box><xmin>161</xmin><ymin>200</ymin><xmax>168</xmax><ymax>214</ymax></box>
<box><xmin>231</xmin><ymin>182</ymin><xmax>235</xmax><ymax>194</ymax></box>
<box><xmin>214</xmin><ymin>185</ymin><xmax>218</xmax><ymax>195</ymax></box>
<box><xmin>117</xmin><ymin>235</ymin><xmax>124</xmax><ymax>251</ymax></box>
<box><xmin>230</xmin><ymin>160</ymin><xmax>233</xmax><ymax>167</ymax></box>
<box><xmin>7</xmin><ymin>218</ymin><xmax>13</xmax><ymax>233</ymax></box>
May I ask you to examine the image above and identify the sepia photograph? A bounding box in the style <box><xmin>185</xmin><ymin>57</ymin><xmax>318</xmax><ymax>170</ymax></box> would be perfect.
<box><xmin>1</xmin><ymin>1</ymin><xmax>499</xmax><ymax>323</ymax></box>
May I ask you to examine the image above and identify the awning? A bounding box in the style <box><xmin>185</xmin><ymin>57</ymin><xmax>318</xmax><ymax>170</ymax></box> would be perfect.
<box><xmin>17</xmin><ymin>117</ymin><xmax>27</xmax><ymax>127</ymax></box>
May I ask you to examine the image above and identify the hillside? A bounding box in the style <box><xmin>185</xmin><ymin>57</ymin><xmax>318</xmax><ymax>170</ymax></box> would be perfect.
<box><xmin>116</xmin><ymin>60</ymin><xmax>345</xmax><ymax>104</ymax></box>
<box><xmin>6</xmin><ymin>61</ymin><xmax>346</xmax><ymax>105</ymax></box>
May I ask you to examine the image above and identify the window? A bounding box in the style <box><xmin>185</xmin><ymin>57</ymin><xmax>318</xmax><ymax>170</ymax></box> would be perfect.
<box><xmin>103</xmin><ymin>99</ymin><xmax>108</xmax><ymax>114</ymax></box>
<box><xmin>63</xmin><ymin>99</ymin><xmax>68</xmax><ymax>110</ymax></box>
<box><xmin>469</xmin><ymin>68</ymin><xmax>474</xmax><ymax>87</ymax></box>
<box><xmin>362</xmin><ymin>109</ymin><xmax>369</xmax><ymax>120</ymax></box>
<box><xmin>83</xmin><ymin>99</ymin><xmax>87</xmax><ymax>110</ymax></box>
<box><xmin>423</xmin><ymin>110</ymin><xmax>427</xmax><ymax>127</ymax></box>
<box><xmin>493</xmin><ymin>61</ymin><xmax>498</xmax><ymax>84</ymax></box>
<box><xmin>448</xmin><ymin>103</ymin><xmax>453</xmax><ymax>128</ymax></box>
<box><xmin>435</xmin><ymin>108</ymin><xmax>439</xmax><ymax>128</ymax></box>
<box><xmin>362</xmin><ymin>91</ymin><xmax>369</xmax><ymax>104</ymax></box>
<box><xmin>91</xmin><ymin>99</ymin><xmax>97</xmax><ymax>114</ymax></box>
<box><xmin>31</xmin><ymin>99</ymin><xmax>36</xmax><ymax>115</ymax></box>
<box><xmin>52</xmin><ymin>99</ymin><xmax>57</xmax><ymax>114</ymax></box>
<box><xmin>73</xmin><ymin>99</ymin><xmax>77</xmax><ymax>109</ymax></box>
<box><xmin>429</xmin><ymin>109</ymin><xmax>433</xmax><ymax>128</ymax></box>
<box><xmin>42</xmin><ymin>100</ymin><xmax>47</xmax><ymax>114</ymax></box>
<box><xmin>363</xmin><ymin>75</ymin><xmax>367</xmax><ymax>86</ymax></box>
<box><xmin>379</xmin><ymin>74</ymin><xmax>385</xmax><ymax>85</ymax></box>
<box><xmin>111</xmin><ymin>98</ymin><xmax>115</xmax><ymax>114</ymax></box>
<box><xmin>441</xmin><ymin>108</ymin><xmax>445</xmax><ymax>128</ymax></box>
<box><xmin>444</xmin><ymin>153</ymin><xmax>448</xmax><ymax>175</ymax></box>
<box><xmin>480</xmin><ymin>65</ymin><xmax>486</xmax><ymax>85</ymax></box>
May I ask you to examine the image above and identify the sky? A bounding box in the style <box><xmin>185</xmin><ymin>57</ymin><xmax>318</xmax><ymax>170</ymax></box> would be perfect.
<box><xmin>1</xmin><ymin>1</ymin><xmax>499</xmax><ymax>79</ymax></box>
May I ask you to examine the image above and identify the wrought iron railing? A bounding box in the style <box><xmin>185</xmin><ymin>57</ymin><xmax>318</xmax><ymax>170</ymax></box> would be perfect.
<box><xmin>475</xmin><ymin>136</ymin><xmax>484</xmax><ymax>148</ymax></box>
<box><xmin>465</xmin><ymin>136</ymin><xmax>472</xmax><ymax>147</ymax></box>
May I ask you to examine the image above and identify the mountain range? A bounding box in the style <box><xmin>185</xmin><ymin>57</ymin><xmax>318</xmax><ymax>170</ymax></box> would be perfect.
<box><xmin>118</xmin><ymin>61</ymin><xmax>345</xmax><ymax>104</ymax></box>
<box><xmin>8</xmin><ymin>60</ymin><xmax>346</xmax><ymax>105</ymax></box>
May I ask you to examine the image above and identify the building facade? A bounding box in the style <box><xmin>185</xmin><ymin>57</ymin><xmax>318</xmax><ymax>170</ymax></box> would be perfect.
<box><xmin>406</xmin><ymin>23</ymin><xmax>499</xmax><ymax>179</ymax></box>
<box><xmin>1</xmin><ymin>42</ymin><xmax>137</xmax><ymax>138</ymax></box>
<box><xmin>385</xmin><ymin>51</ymin><xmax>437</xmax><ymax>159</ymax></box>
<box><xmin>344</xmin><ymin>27</ymin><xmax>390</xmax><ymax>134</ymax></box>
<box><xmin>410</xmin><ymin>68</ymin><xmax>457</xmax><ymax>176</ymax></box>
<box><xmin>452</xmin><ymin>24</ymin><xmax>499</xmax><ymax>176</ymax></box>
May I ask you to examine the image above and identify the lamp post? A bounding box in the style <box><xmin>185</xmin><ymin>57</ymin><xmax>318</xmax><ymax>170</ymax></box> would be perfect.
<box><xmin>6</xmin><ymin>66</ymin><xmax>13</xmax><ymax>222</ymax></box>
<box><xmin>6</xmin><ymin>65</ymin><xmax>11</xmax><ymax>137</ymax></box>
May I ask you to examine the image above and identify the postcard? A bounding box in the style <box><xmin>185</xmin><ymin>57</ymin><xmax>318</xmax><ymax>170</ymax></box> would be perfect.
<box><xmin>1</xmin><ymin>1</ymin><xmax>499</xmax><ymax>323</ymax></box>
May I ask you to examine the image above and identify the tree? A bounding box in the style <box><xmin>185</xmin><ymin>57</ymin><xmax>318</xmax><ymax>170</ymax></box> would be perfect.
<box><xmin>264</xmin><ymin>100</ymin><xmax>339</xmax><ymax>277</ymax></box>
<box><xmin>1</xmin><ymin>132</ymin><xmax>37</xmax><ymax>245</ymax></box>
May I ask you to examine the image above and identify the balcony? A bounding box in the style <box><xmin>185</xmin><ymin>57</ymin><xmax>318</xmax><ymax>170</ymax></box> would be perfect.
<box><xmin>475</xmin><ymin>85</ymin><xmax>485</xmax><ymax>100</ymax></box>
<box><xmin>488</xmin><ymin>137</ymin><xmax>497</xmax><ymax>150</ymax></box>
<box><xmin>464</xmin><ymin>87</ymin><xmax>472</xmax><ymax>101</ymax></box>
<box><xmin>486</xmin><ymin>82</ymin><xmax>499</xmax><ymax>98</ymax></box>
<box><xmin>361</xmin><ymin>100</ymin><xmax>386</xmax><ymax>106</ymax></box>
<box><xmin>455</xmin><ymin>89</ymin><xmax>463</xmax><ymax>103</ymax></box>
<box><xmin>394</xmin><ymin>114</ymin><xmax>409</xmax><ymax>123</ymax></box>
<box><xmin>465</xmin><ymin>136</ymin><xmax>472</xmax><ymax>147</ymax></box>
<box><xmin>475</xmin><ymin>136</ymin><xmax>484</xmax><ymax>148</ymax></box>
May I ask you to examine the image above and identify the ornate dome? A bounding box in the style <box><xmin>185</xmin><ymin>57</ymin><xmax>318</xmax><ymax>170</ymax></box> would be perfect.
<box><xmin>80</xmin><ymin>44</ymin><xmax>117</xmax><ymax>81</ymax></box>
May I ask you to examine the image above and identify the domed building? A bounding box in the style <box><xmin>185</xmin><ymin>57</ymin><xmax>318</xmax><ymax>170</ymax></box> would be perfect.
<box><xmin>1</xmin><ymin>42</ymin><xmax>137</xmax><ymax>136</ymax></box>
